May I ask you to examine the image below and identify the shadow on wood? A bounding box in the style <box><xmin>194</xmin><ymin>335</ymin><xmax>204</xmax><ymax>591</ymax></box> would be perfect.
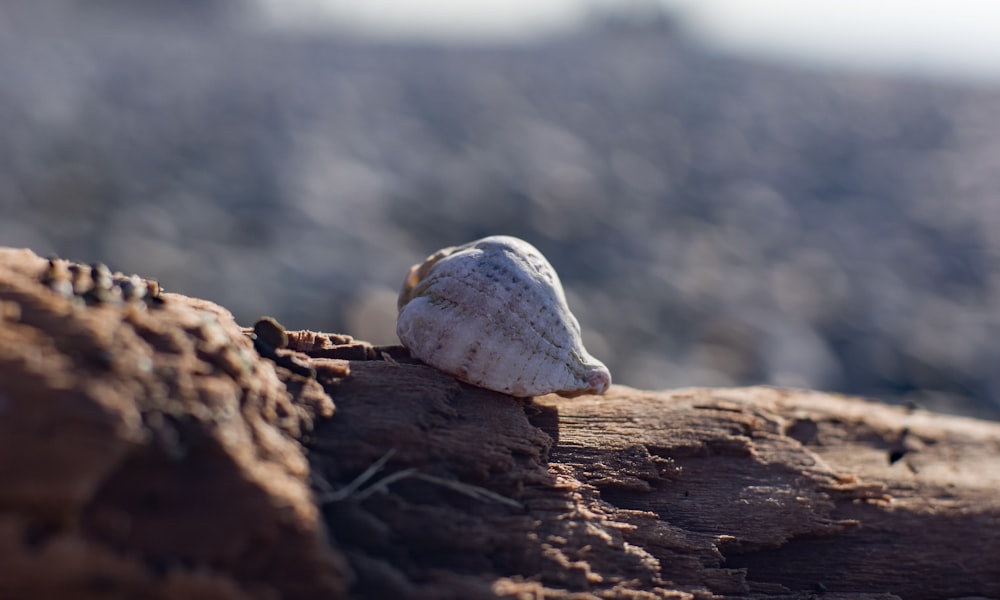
<box><xmin>1</xmin><ymin>248</ymin><xmax>998</xmax><ymax>599</ymax></box>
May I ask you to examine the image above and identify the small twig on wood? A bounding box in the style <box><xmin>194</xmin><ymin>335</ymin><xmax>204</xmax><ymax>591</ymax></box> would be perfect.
<box><xmin>351</xmin><ymin>468</ymin><xmax>419</xmax><ymax>501</ymax></box>
<box><xmin>318</xmin><ymin>448</ymin><xmax>522</xmax><ymax>509</ymax></box>
<box><xmin>406</xmin><ymin>472</ymin><xmax>524</xmax><ymax>509</ymax></box>
<box><xmin>318</xmin><ymin>448</ymin><xmax>397</xmax><ymax>503</ymax></box>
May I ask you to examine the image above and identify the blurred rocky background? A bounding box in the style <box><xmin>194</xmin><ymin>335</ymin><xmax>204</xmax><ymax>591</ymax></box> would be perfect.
<box><xmin>2</xmin><ymin>0</ymin><xmax>1000</xmax><ymax>419</ymax></box>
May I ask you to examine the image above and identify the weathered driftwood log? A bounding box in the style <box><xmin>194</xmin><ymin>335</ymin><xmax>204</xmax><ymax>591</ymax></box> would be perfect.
<box><xmin>1</xmin><ymin>247</ymin><xmax>998</xmax><ymax>600</ymax></box>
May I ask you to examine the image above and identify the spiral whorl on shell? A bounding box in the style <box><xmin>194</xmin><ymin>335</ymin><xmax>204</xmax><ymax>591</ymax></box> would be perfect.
<box><xmin>396</xmin><ymin>235</ymin><xmax>611</xmax><ymax>397</ymax></box>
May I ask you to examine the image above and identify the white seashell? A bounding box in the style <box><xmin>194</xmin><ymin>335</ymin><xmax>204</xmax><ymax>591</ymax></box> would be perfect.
<box><xmin>396</xmin><ymin>235</ymin><xmax>611</xmax><ymax>397</ymax></box>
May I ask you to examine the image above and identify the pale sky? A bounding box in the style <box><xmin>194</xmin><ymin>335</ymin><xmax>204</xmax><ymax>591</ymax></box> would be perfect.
<box><xmin>250</xmin><ymin>0</ymin><xmax>1000</xmax><ymax>83</ymax></box>
<box><xmin>250</xmin><ymin>0</ymin><xmax>588</xmax><ymax>42</ymax></box>
<box><xmin>678</xmin><ymin>0</ymin><xmax>1000</xmax><ymax>82</ymax></box>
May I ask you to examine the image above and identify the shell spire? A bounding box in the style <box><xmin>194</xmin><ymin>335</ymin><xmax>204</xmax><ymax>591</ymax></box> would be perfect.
<box><xmin>396</xmin><ymin>235</ymin><xmax>611</xmax><ymax>397</ymax></box>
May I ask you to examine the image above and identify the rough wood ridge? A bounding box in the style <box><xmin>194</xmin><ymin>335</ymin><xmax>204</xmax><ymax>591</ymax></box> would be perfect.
<box><xmin>0</xmin><ymin>247</ymin><xmax>998</xmax><ymax>599</ymax></box>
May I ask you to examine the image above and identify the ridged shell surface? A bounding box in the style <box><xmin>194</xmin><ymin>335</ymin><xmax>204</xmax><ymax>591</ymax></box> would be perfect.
<box><xmin>396</xmin><ymin>235</ymin><xmax>611</xmax><ymax>397</ymax></box>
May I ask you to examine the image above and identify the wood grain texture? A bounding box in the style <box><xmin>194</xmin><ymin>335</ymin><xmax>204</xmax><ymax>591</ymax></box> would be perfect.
<box><xmin>305</xmin><ymin>349</ymin><xmax>1000</xmax><ymax>599</ymax></box>
<box><xmin>0</xmin><ymin>249</ymin><xmax>347</xmax><ymax>600</ymax></box>
<box><xmin>2</xmin><ymin>247</ymin><xmax>998</xmax><ymax>600</ymax></box>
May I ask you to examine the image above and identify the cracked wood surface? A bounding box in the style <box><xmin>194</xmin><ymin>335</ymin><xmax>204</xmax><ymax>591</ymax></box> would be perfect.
<box><xmin>1</xmin><ymin>247</ymin><xmax>999</xmax><ymax>599</ymax></box>
<box><xmin>308</xmin><ymin>356</ymin><xmax>1000</xmax><ymax>600</ymax></box>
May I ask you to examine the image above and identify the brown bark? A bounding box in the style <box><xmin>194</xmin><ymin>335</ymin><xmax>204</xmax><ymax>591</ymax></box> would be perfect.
<box><xmin>1</xmin><ymin>248</ymin><xmax>998</xmax><ymax>599</ymax></box>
